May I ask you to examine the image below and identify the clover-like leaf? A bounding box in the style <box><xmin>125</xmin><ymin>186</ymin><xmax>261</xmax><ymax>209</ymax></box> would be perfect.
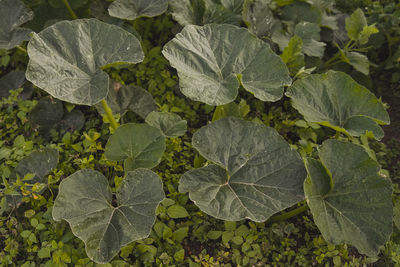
<box><xmin>108</xmin><ymin>0</ymin><xmax>168</xmax><ymax>20</ymax></box>
<box><xmin>104</xmin><ymin>123</ymin><xmax>165</xmax><ymax>171</ymax></box>
<box><xmin>26</xmin><ymin>19</ymin><xmax>144</xmax><ymax>106</ymax></box>
<box><xmin>52</xmin><ymin>169</ymin><xmax>165</xmax><ymax>263</ymax></box>
<box><xmin>162</xmin><ymin>24</ymin><xmax>291</xmax><ymax>106</ymax></box>
<box><xmin>304</xmin><ymin>140</ymin><xmax>393</xmax><ymax>256</ymax></box>
<box><xmin>179</xmin><ymin>117</ymin><xmax>306</xmax><ymax>222</ymax></box>
<box><xmin>286</xmin><ymin>71</ymin><xmax>389</xmax><ymax>140</ymax></box>
<box><xmin>96</xmin><ymin>85</ymin><xmax>157</xmax><ymax>119</ymax></box>
<box><xmin>0</xmin><ymin>0</ymin><xmax>33</xmax><ymax>49</ymax></box>
<box><xmin>145</xmin><ymin>111</ymin><xmax>187</xmax><ymax>138</ymax></box>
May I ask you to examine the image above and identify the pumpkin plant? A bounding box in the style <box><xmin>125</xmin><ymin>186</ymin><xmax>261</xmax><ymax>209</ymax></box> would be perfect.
<box><xmin>0</xmin><ymin>0</ymin><xmax>395</xmax><ymax>264</ymax></box>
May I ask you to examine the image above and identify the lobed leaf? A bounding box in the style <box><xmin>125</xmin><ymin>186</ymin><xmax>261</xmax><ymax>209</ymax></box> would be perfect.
<box><xmin>145</xmin><ymin>111</ymin><xmax>187</xmax><ymax>138</ymax></box>
<box><xmin>179</xmin><ymin>117</ymin><xmax>306</xmax><ymax>221</ymax></box>
<box><xmin>108</xmin><ymin>0</ymin><xmax>168</xmax><ymax>20</ymax></box>
<box><xmin>52</xmin><ymin>169</ymin><xmax>164</xmax><ymax>263</ymax></box>
<box><xmin>0</xmin><ymin>0</ymin><xmax>33</xmax><ymax>49</ymax></box>
<box><xmin>304</xmin><ymin>140</ymin><xmax>393</xmax><ymax>256</ymax></box>
<box><xmin>26</xmin><ymin>19</ymin><xmax>144</xmax><ymax>106</ymax></box>
<box><xmin>162</xmin><ymin>24</ymin><xmax>291</xmax><ymax>106</ymax></box>
<box><xmin>286</xmin><ymin>70</ymin><xmax>389</xmax><ymax>140</ymax></box>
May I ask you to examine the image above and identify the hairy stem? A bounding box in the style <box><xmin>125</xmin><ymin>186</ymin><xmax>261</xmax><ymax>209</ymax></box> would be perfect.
<box><xmin>101</xmin><ymin>99</ymin><xmax>119</xmax><ymax>130</ymax></box>
<box><xmin>62</xmin><ymin>0</ymin><xmax>78</xmax><ymax>20</ymax></box>
<box><xmin>268</xmin><ymin>202</ymin><xmax>309</xmax><ymax>223</ymax></box>
<box><xmin>16</xmin><ymin>45</ymin><xmax>27</xmax><ymax>54</ymax></box>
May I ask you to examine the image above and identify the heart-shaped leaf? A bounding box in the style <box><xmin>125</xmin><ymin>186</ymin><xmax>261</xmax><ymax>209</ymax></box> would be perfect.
<box><xmin>162</xmin><ymin>24</ymin><xmax>291</xmax><ymax>106</ymax></box>
<box><xmin>96</xmin><ymin>85</ymin><xmax>157</xmax><ymax>119</ymax></box>
<box><xmin>145</xmin><ymin>111</ymin><xmax>187</xmax><ymax>138</ymax></box>
<box><xmin>286</xmin><ymin>71</ymin><xmax>389</xmax><ymax>140</ymax></box>
<box><xmin>104</xmin><ymin>123</ymin><xmax>165</xmax><ymax>171</ymax></box>
<box><xmin>179</xmin><ymin>117</ymin><xmax>306</xmax><ymax>221</ymax></box>
<box><xmin>108</xmin><ymin>0</ymin><xmax>168</xmax><ymax>20</ymax></box>
<box><xmin>304</xmin><ymin>139</ymin><xmax>392</xmax><ymax>256</ymax></box>
<box><xmin>0</xmin><ymin>0</ymin><xmax>33</xmax><ymax>49</ymax></box>
<box><xmin>26</xmin><ymin>19</ymin><xmax>144</xmax><ymax>106</ymax></box>
<box><xmin>52</xmin><ymin>168</ymin><xmax>165</xmax><ymax>263</ymax></box>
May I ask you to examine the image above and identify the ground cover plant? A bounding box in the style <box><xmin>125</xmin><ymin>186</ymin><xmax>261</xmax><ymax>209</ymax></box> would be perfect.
<box><xmin>1</xmin><ymin>0</ymin><xmax>400</xmax><ymax>266</ymax></box>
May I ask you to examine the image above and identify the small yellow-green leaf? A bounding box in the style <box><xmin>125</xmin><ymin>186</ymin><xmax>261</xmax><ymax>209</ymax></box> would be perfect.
<box><xmin>167</xmin><ymin>205</ymin><xmax>189</xmax><ymax>218</ymax></box>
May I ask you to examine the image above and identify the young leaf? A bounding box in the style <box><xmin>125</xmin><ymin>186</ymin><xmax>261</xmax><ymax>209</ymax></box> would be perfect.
<box><xmin>358</xmin><ymin>24</ymin><xmax>379</xmax><ymax>45</ymax></box>
<box><xmin>179</xmin><ymin>117</ymin><xmax>306</xmax><ymax>222</ymax></box>
<box><xmin>345</xmin><ymin>8</ymin><xmax>367</xmax><ymax>41</ymax></box>
<box><xmin>0</xmin><ymin>0</ymin><xmax>33</xmax><ymax>49</ymax></box>
<box><xmin>281</xmin><ymin>35</ymin><xmax>305</xmax><ymax>75</ymax></box>
<box><xmin>304</xmin><ymin>140</ymin><xmax>392</xmax><ymax>256</ymax></box>
<box><xmin>345</xmin><ymin>51</ymin><xmax>370</xmax><ymax>75</ymax></box>
<box><xmin>96</xmin><ymin>85</ymin><xmax>158</xmax><ymax>119</ymax></box>
<box><xmin>0</xmin><ymin>71</ymin><xmax>26</xmax><ymax>99</ymax></box>
<box><xmin>108</xmin><ymin>0</ymin><xmax>168</xmax><ymax>20</ymax></box>
<box><xmin>286</xmin><ymin>71</ymin><xmax>389</xmax><ymax>140</ymax></box>
<box><xmin>26</xmin><ymin>19</ymin><xmax>144</xmax><ymax>106</ymax></box>
<box><xmin>104</xmin><ymin>123</ymin><xmax>165</xmax><ymax>171</ymax></box>
<box><xmin>52</xmin><ymin>169</ymin><xmax>165</xmax><ymax>264</ymax></box>
<box><xmin>145</xmin><ymin>111</ymin><xmax>187</xmax><ymax>138</ymax></box>
<box><xmin>162</xmin><ymin>24</ymin><xmax>291</xmax><ymax>106</ymax></box>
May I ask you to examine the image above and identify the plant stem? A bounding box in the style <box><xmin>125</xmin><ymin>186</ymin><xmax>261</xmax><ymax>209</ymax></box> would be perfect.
<box><xmin>101</xmin><ymin>99</ymin><xmax>119</xmax><ymax>130</ymax></box>
<box><xmin>16</xmin><ymin>45</ymin><xmax>27</xmax><ymax>54</ymax></box>
<box><xmin>62</xmin><ymin>0</ymin><xmax>78</xmax><ymax>20</ymax></box>
<box><xmin>268</xmin><ymin>202</ymin><xmax>309</xmax><ymax>223</ymax></box>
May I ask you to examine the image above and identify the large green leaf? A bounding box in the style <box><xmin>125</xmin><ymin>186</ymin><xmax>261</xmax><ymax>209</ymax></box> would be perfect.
<box><xmin>29</xmin><ymin>98</ymin><xmax>64</xmax><ymax>133</ymax></box>
<box><xmin>104</xmin><ymin>123</ymin><xmax>165</xmax><ymax>171</ymax></box>
<box><xmin>25</xmin><ymin>19</ymin><xmax>144</xmax><ymax>106</ymax></box>
<box><xmin>52</xmin><ymin>169</ymin><xmax>165</xmax><ymax>263</ymax></box>
<box><xmin>286</xmin><ymin>71</ymin><xmax>389</xmax><ymax>140</ymax></box>
<box><xmin>179</xmin><ymin>117</ymin><xmax>306</xmax><ymax>221</ymax></box>
<box><xmin>168</xmin><ymin>0</ymin><xmax>205</xmax><ymax>26</ymax></box>
<box><xmin>304</xmin><ymin>140</ymin><xmax>392</xmax><ymax>256</ymax></box>
<box><xmin>145</xmin><ymin>111</ymin><xmax>187</xmax><ymax>138</ymax></box>
<box><xmin>0</xmin><ymin>0</ymin><xmax>33</xmax><ymax>49</ymax></box>
<box><xmin>162</xmin><ymin>24</ymin><xmax>291</xmax><ymax>106</ymax></box>
<box><xmin>108</xmin><ymin>0</ymin><xmax>168</xmax><ymax>20</ymax></box>
<box><xmin>96</xmin><ymin>85</ymin><xmax>157</xmax><ymax>119</ymax></box>
<box><xmin>294</xmin><ymin>22</ymin><xmax>325</xmax><ymax>58</ymax></box>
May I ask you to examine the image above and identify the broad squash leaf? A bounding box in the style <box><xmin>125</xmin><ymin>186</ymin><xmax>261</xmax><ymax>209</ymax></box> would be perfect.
<box><xmin>162</xmin><ymin>24</ymin><xmax>291</xmax><ymax>106</ymax></box>
<box><xmin>104</xmin><ymin>123</ymin><xmax>165</xmax><ymax>171</ymax></box>
<box><xmin>108</xmin><ymin>0</ymin><xmax>168</xmax><ymax>20</ymax></box>
<box><xmin>344</xmin><ymin>51</ymin><xmax>370</xmax><ymax>75</ymax></box>
<box><xmin>294</xmin><ymin>22</ymin><xmax>325</xmax><ymax>58</ymax></box>
<box><xmin>26</xmin><ymin>19</ymin><xmax>144</xmax><ymax>106</ymax></box>
<box><xmin>0</xmin><ymin>71</ymin><xmax>26</xmax><ymax>99</ymax></box>
<box><xmin>0</xmin><ymin>0</ymin><xmax>33</xmax><ymax>49</ymax></box>
<box><xmin>179</xmin><ymin>117</ymin><xmax>306</xmax><ymax>221</ymax></box>
<box><xmin>286</xmin><ymin>71</ymin><xmax>389</xmax><ymax>140</ymax></box>
<box><xmin>96</xmin><ymin>84</ymin><xmax>157</xmax><ymax>119</ymax></box>
<box><xmin>304</xmin><ymin>140</ymin><xmax>392</xmax><ymax>256</ymax></box>
<box><xmin>145</xmin><ymin>111</ymin><xmax>187</xmax><ymax>138</ymax></box>
<box><xmin>52</xmin><ymin>169</ymin><xmax>165</xmax><ymax>263</ymax></box>
<box><xmin>243</xmin><ymin>0</ymin><xmax>276</xmax><ymax>38</ymax></box>
<box><xmin>169</xmin><ymin>0</ymin><xmax>243</xmax><ymax>26</ymax></box>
